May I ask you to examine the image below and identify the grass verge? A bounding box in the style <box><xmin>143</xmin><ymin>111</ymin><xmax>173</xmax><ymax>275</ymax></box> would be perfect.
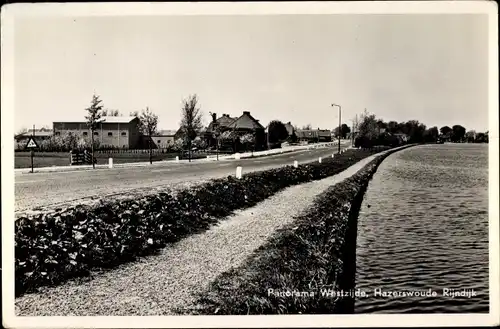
<box><xmin>179</xmin><ymin>145</ymin><xmax>413</xmax><ymax>315</ymax></box>
<box><xmin>15</xmin><ymin>147</ymin><xmax>390</xmax><ymax>297</ymax></box>
<box><xmin>14</xmin><ymin>151</ymin><xmax>208</xmax><ymax>168</ymax></box>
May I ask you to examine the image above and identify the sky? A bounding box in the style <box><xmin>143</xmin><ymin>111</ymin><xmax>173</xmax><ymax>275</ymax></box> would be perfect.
<box><xmin>14</xmin><ymin>14</ymin><xmax>489</xmax><ymax>132</ymax></box>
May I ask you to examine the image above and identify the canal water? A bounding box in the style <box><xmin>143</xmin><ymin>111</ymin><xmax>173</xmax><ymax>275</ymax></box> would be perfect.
<box><xmin>355</xmin><ymin>143</ymin><xmax>489</xmax><ymax>313</ymax></box>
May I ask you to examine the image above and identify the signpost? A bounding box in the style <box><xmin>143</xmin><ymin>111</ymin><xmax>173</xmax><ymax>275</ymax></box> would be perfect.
<box><xmin>26</xmin><ymin>136</ymin><xmax>38</xmax><ymax>173</ymax></box>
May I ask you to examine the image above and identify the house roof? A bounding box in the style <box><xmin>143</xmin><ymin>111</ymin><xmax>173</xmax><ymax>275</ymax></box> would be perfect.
<box><xmin>295</xmin><ymin>129</ymin><xmax>332</xmax><ymax>138</ymax></box>
<box><xmin>206</xmin><ymin>114</ymin><xmax>237</xmax><ymax>132</ymax></box>
<box><xmin>153</xmin><ymin>129</ymin><xmax>177</xmax><ymax>136</ymax></box>
<box><xmin>53</xmin><ymin>116</ymin><xmax>138</xmax><ymax>124</ymax></box>
<box><xmin>99</xmin><ymin>116</ymin><xmax>138</xmax><ymax>123</ymax></box>
<box><xmin>219</xmin><ymin>130</ymin><xmax>239</xmax><ymax>139</ymax></box>
<box><xmin>18</xmin><ymin>130</ymin><xmax>53</xmax><ymax>137</ymax></box>
<box><xmin>227</xmin><ymin>111</ymin><xmax>264</xmax><ymax>130</ymax></box>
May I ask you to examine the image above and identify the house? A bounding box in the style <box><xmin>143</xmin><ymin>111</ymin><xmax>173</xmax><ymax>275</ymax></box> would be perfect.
<box><xmin>203</xmin><ymin>111</ymin><xmax>265</xmax><ymax>151</ymax></box>
<box><xmin>15</xmin><ymin>127</ymin><xmax>53</xmax><ymax>150</ymax></box>
<box><xmin>150</xmin><ymin>130</ymin><xmax>176</xmax><ymax>149</ymax></box>
<box><xmin>226</xmin><ymin>111</ymin><xmax>266</xmax><ymax>151</ymax></box>
<box><xmin>438</xmin><ymin>133</ymin><xmax>451</xmax><ymax>143</ymax></box>
<box><xmin>394</xmin><ymin>133</ymin><xmax>409</xmax><ymax>143</ymax></box>
<box><xmin>296</xmin><ymin>128</ymin><xmax>333</xmax><ymax>143</ymax></box>
<box><xmin>203</xmin><ymin>113</ymin><xmax>238</xmax><ymax>148</ymax></box>
<box><xmin>284</xmin><ymin>122</ymin><xmax>295</xmax><ymax>136</ymax></box>
<box><xmin>15</xmin><ymin>127</ymin><xmax>53</xmax><ymax>142</ymax></box>
<box><xmin>393</xmin><ymin>133</ymin><xmax>409</xmax><ymax>144</ymax></box>
<box><xmin>53</xmin><ymin>116</ymin><xmax>142</xmax><ymax>149</ymax></box>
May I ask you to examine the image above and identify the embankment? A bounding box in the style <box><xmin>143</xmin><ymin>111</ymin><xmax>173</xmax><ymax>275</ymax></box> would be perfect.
<box><xmin>182</xmin><ymin>144</ymin><xmax>414</xmax><ymax>315</ymax></box>
<box><xmin>15</xmin><ymin>147</ymin><xmax>390</xmax><ymax>297</ymax></box>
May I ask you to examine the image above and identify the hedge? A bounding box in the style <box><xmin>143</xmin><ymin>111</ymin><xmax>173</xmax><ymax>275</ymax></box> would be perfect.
<box><xmin>15</xmin><ymin>147</ymin><xmax>390</xmax><ymax>297</ymax></box>
<box><xmin>180</xmin><ymin>145</ymin><xmax>413</xmax><ymax>315</ymax></box>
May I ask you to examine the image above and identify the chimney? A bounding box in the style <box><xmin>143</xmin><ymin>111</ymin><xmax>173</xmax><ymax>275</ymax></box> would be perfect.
<box><xmin>243</xmin><ymin>111</ymin><xmax>250</xmax><ymax>115</ymax></box>
<box><xmin>212</xmin><ymin>112</ymin><xmax>217</xmax><ymax>122</ymax></box>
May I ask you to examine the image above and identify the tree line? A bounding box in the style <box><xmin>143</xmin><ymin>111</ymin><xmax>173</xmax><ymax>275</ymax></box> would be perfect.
<box><xmin>353</xmin><ymin>109</ymin><xmax>489</xmax><ymax>148</ymax></box>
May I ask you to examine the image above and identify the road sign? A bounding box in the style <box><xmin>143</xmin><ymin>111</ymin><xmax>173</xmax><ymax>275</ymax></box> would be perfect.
<box><xmin>26</xmin><ymin>137</ymin><xmax>39</xmax><ymax>173</ymax></box>
<box><xmin>26</xmin><ymin>137</ymin><xmax>38</xmax><ymax>149</ymax></box>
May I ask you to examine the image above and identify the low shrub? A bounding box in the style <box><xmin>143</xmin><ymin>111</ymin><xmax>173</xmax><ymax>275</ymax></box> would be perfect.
<box><xmin>15</xmin><ymin>147</ymin><xmax>390</xmax><ymax>297</ymax></box>
<box><xmin>181</xmin><ymin>145</ymin><xmax>413</xmax><ymax>315</ymax></box>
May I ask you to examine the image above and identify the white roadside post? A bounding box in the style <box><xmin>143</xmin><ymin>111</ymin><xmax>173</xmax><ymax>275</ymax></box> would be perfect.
<box><xmin>108</xmin><ymin>158</ymin><xmax>113</xmax><ymax>169</ymax></box>
<box><xmin>236</xmin><ymin>166</ymin><xmax>242</xmax><ymax>179</ymax></box>
<box><xmin>318</xmin><ymin>157</ymin><xmax>322</xmax><ymax>163</ymax></box>
<box><xmin>175</xmin><ymin>156</ymin><xmax>179</xmax><ymax>162</ymax></box>
<box><xmin>235</xmin><ymin>153</ymin><xmax>241</xmax><ymax>160</ymax></box>
<box><xmin>293</xmin><ymin>160</ymin><xmax>298</xmax><ymax>168</ymax></box>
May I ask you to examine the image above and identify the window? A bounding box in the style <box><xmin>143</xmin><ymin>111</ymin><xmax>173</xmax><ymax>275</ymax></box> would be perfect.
<box><xmin>121</xmin><ymin>131</ymin><xmax>127</xmax><ymax>136</ymax></box>
<box><xmin>55</xmin><ymin>131</ymin><xmax>60</xmax><ymax>136</ymax></box>
<box><xmin>94</xmin><ymin>132</ymin><xmax>99</xmax><ymax>136</ymax></box>
<box><xmin>158</xmin><ymin>140</ymin><xmax>161</xmax><ymax>144</ymax></box>
<box><xmin>108</xmin><ymin>132</ymin><xmax>113</xmax><ymax>137</ymax></box>
<box><xmin>167</xmin><ymin>140</ymin><xmax>172</xmax><ymax>144</ymax></box>
<box><xmin>83</xmin><ymin>132</ymin><xmax>88</xmax><ymax>136</ymax></box>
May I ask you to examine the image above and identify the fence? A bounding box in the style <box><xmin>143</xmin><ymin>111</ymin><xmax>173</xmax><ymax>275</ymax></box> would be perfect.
<box><xmin>95</xmin><ymin>148</ymin><xmax>234</xmax><ymax>155</ymax></box>
<box><xmin>70</xmin><ymin>150</ymin><xmax>95</xmax><ymax>165</ymax></box>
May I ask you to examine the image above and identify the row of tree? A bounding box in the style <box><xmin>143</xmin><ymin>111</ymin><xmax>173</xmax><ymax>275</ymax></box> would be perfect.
<box><xmin>353</xmin><ymin>109</ymin><xmax>489</xmax><ymax>148</ymax></box>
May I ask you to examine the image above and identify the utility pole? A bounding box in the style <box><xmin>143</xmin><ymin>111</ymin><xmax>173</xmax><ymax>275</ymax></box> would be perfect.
<box><xmin>209</xmin><ymin>112</ymin><xmax>220</xmax><ymax>161</ymax></box>
<box><xmin>266</xmin><ymin>125</ymin><xmax>270</xmax><ymax>150</ymax></box>
<box><xmin>31</xmin><ymin>124</ymin><xmax>35</xmax><ymax>173</ymax></box>
<box><xmin>214</xmin><ymin>122</ymin><xmax>220</xmax><ymax>161</ymax></box>
<box><xmin>351</xmin><ymin>119</ymin><xmax>354</xmax><ymax>147</ymax></box>
<box><xmin>331</xmin><ymin>103</ymin><xmax>341</xmax><ymax>154</ymax></box>
<box><xmin>352</xmin><ymin>113</ymin><xmax>358</xmax><ymax>147</ymax></box>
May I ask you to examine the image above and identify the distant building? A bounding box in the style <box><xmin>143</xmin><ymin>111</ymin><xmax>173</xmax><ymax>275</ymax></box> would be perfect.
<box><xmin>346</xmin><ymin>131</ymin><xmax>358</xmax><ymax>141</ymax></box>
<box><xmin>227</xmin><ymin>111</ymin><xmax>266</xmax><ymax>151</ymax></box>
<box><xmin>284</xmin><ymin>122</ymin><xmax>295</xmax><ymax>136</ymax></box>
<box><xmin>393</xmin><ymin>133</ymin><xmax>409</xmax><ymax>144</ymax></box>
<box><xmin>15</xmin><ymin>127</ymin><xmax>53</xmax><ymax>142</ymax></box>
<box><xmin>203</xmin><ymin>113</ymin><xmax>238</xmax><ymax>148</ymax></box>
<box><xmin>150</xmin><ymin>130</ymin><xmax>176</xmax><ymax>149</ymax></box>
<box><xmin>296</xmin><ymin>128</ymin><xmax>333</xmax><ymax>143</ymax></box>
<box><xmin>15</xmin><ymin>127</ymin><xmax>53</xmax><ymax>150</ymax></box>
<box><xmin>204</xmin><ymin>111</ymin><xmax>266</xmax><ymax>151</ymax></box>
<box><xmin>53</xmin><ymin>116</ymin><xmax>142</xmax><ymax>149</ymax></box>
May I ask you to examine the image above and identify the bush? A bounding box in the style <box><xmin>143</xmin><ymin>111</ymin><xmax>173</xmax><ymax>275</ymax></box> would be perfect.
<box><xmin>181</xmin><ymin>145</ymin><xmax>413</xmax><ymax>315</ymax></box>
<box><xmin>15</xmin><ymin>147</ymin><xmax>391</xmax><ymax>296</ymax></box>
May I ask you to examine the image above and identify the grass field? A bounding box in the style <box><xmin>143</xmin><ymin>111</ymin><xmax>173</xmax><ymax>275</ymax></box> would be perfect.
<box><xmin>14</xmin><ymin>151</ymin><xmax>209</xmax><ymax>168</ymax></box>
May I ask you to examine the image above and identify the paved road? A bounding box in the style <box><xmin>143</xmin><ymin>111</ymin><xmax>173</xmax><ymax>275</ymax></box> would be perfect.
<box><xmin>15</xmin><ymin>142</ymin><xmax>350</xmax><ymax>213</ymax></box>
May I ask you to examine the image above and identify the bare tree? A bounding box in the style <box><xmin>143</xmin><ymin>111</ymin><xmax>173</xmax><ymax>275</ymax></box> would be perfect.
<box><xmin>301</xmin><ymin>124</ymin><xmax>312</xmax><ymax>130</ymax></box>
<box><xmin>139</xmin><ymin>107</ymin><xmax>159</xmax><ymax>164</ymax></box>
<box><xmin>84</xmin><ymin>94</ymin><xmax>103</xmax><ymax>169</ymax></box>
<box><xmin>179</xmin><ymin>94</ymin><xmax>204</xmax><ymax>162</ymax></box>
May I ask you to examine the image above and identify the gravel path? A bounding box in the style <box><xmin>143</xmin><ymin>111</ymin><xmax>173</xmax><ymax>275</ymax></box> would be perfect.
<box><xmin>16</xmin><ymin>153</ymin><xmax>380</xmax><ymax>316</ymax></box>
